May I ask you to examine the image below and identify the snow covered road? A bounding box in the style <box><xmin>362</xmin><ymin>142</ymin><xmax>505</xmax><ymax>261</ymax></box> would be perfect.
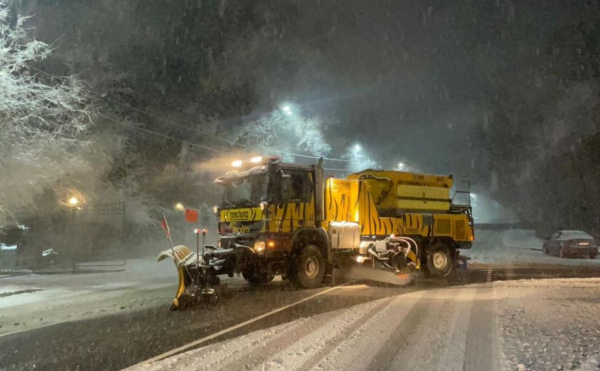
<box><xmin>129</xmin><ymin>279</ymin><xmax>600</xmax><ymax>371</ymax></box>
<box><xmin>130</xmin><ymin>285</ymin><xmax>503</xmax><ymax>371</ymax></box>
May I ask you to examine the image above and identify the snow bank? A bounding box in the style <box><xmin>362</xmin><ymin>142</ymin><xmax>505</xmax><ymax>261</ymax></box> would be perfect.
<box><xmin>464</xmin><ymin>229</ymin><xmax>600</xmax><ymax>266</ymax></box>
<box><xmin>578</xmin><ymin>355</ymin><xmax>600</xmax><ymax>371</ymax></box>
<box><xmin>501</xmin><ymin>229</ymin><xmax>543</xmax><ymax>250</ymax></box>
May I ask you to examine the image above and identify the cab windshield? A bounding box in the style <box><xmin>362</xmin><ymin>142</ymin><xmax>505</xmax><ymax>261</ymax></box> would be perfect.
<box><xmin>221</xmin><ymin>174</ymin><xmax>268</xmax><ymax>208</ymax></box>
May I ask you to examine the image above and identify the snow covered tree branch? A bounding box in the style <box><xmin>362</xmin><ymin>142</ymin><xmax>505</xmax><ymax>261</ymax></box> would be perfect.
<box><xmin>236</xmin><ymin>111</ymin><xmax>332</xmax><ymax>161</ymax></box>
<box><xmin>0</xmin><ymin>1</ymin><xmax>93</xmax><ymax>224</ymax></box>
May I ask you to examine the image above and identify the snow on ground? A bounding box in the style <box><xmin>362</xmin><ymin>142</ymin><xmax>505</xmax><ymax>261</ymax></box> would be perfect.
<box><xmin>0</xmin><ymin>258</ymin><xmax>243</xmax><ymax>336</ymax></box>
<box><xmin>464</xmin><ymin>228</ymin><xmax>600</xmax><ymax>266</ymax></box>
<box><xmin>0</xmin><ymin>259</ymin><xmax>176</xmax><ymax>310</ymax></box>
<box><xmin>128</xmin><ymin>279</ymin><xmax>600</xmax><ymax>371</ymax></box>
<box><xmin>495</xmin><ymin>278</ymin><xmax>600</xmax><ymax>371</ymax></box>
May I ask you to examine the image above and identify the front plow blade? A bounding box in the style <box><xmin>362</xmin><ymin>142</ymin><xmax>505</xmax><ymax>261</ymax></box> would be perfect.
<box><xmin>158</xmin><ymin>246</ymin><xmax>197</xmax><ymax>310</ymax></box>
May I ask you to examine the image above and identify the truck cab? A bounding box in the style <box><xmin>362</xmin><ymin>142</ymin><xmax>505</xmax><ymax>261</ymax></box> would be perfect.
<box><xmin>214</xmin><ymin>157</ymin><xmax>327</xmax><ymax>286</ymax></box>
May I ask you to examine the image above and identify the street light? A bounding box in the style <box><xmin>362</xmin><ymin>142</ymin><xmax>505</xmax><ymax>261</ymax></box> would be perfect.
<box><xmin>175</xmin><ymin>203</ymin><xmax>185</xmax><ymax>211</ymax></box>
<box><xmin>398</xmin><ymin>162</ymin><xmax>405</xmax><ymax>170</ymax></box>
<box><xmin>282</xmin><ymin>105</ymin><xmax>292</xmax><ymax>115</ymax></box>
<box><xmin>68</xmin><ymin>197</ymin><xmax>79</xmax><ymax>206</ymax></box>
<box><xmin>232</xmin><ymin>160</ymin><xmax>242</xmax><ymax>167</ymax></box>
<box><xmin>354</xmin><ymin>144</ymin><xmax>361</xmax><ymax>152</ymax></box>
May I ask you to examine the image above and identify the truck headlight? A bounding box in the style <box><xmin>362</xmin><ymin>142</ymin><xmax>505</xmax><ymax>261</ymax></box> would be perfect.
<box><xmin>254</xmin><ymin>241</ymin><xmax>265</xmax><ymax>253</ymax></box>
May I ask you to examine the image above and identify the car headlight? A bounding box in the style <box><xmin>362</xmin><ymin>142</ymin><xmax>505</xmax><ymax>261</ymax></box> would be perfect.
<box><xmin>253</xmin><ymin>241</ymin><xmax>265</xmax><ymax>253</ymax></box>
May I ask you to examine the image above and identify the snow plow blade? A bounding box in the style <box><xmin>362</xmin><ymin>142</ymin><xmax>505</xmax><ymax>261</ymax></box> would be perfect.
<box><xmin>158</xmin><ymin>245</ymin><xmax>225</xmax><ymax>310</ymax></box>
<box><xmin>157</xmin><ymin>245</ymin><xmax>195</xmax><ymax>310</ymax></box>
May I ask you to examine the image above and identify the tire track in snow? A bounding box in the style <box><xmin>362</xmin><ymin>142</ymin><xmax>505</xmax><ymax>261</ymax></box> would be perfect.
<box><xmin>253</xmin><ymin>296</ymin><xmax>400</xmax><ymax>371</ymax></box>
<box><xmin>296</xmin><ymin>297</ymin><xmax>397</xmax><ymax>371</ymax></box>
<box><xmin>309</xmin><ymin>290</ymin><xmax>427</xmax><ymax>371</ymax></box>
<box><xmin>365</xmin><ymin>290</ymin><xmax>440</xmax><ymax>371</ymax></box>
<box><xmin>144</xmin><ymin>320</ymin><xmax>302</xmax><ymax>371</ymax></box>
<box><xmin>463</xmin><ymin>286</ymin><xmax>501</xmax><ymax>371</ymax></box>
<box><xmin>386</xmin><ymin>287</ymin><xmax>477</xmax><ymax>371</ymax></box>
<box><xmin>126</xmin><ymin>283</ymin><xmax>353</xmax><ymax>370</ymax></box>
<box><xmin>215</xmin><ymin>308</ymin><xmax>352</xmax><ymax>371</ymax></box>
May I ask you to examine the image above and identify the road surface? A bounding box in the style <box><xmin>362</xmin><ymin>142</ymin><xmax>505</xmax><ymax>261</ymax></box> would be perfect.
<box><xmin>1</xmin><ymin>228</ymin><xmax>599</xmax><ymax>371</ymax></box>
<box><xmin>125</xmin><ymin>278</ymin><xmax>600</xmax><ymax>371</ymax></box>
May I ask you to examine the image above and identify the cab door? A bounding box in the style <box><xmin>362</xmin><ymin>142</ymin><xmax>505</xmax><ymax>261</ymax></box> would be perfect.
<box><xmin>271</xmin><ymin>169</ymin><xmax>315</xmax><ymax>232</ymax></box>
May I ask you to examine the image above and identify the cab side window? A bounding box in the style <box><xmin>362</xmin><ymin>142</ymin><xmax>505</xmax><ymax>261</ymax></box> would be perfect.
<box><xmin>288</xmin><ymin>171</ymin><xmax>312</xmax><ymax>202</ymax></box>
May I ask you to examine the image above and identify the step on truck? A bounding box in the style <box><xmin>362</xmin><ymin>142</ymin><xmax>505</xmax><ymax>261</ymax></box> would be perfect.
<box><xmin>159</xmin><ymin>156</ymin><xmax>474</xmax><ymax>309</ymax></box>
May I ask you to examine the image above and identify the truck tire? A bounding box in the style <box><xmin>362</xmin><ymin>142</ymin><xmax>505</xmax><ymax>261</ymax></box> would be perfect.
<box><xmin>242</xmin><ymin>264</ymin><xmax>274</xmax><ymax>285</ymax></box>
<box><xmin>290</xmin><ymin>244</ymin><xmax>326</xmax><ymax>289</ymax></box>
<box><xmin>425</xmin><ymin>242</ymin><xmax>454</xmax><ymax>278</ymax></box>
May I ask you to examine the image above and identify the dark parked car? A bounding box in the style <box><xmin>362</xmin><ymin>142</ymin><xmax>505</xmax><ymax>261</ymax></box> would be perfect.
<box><xmin>543</xmin><ymin>230</ymin><xmax>598</xmax><ymax>259</ymax></box>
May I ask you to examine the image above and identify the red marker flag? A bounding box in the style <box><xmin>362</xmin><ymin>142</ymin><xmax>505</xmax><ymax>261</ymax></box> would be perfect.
<box><xmin>160</xmin><ymin>214</ymin><xmax>171</xmax><ymax>239</ymax></box>
<box><xmin>185</xmin><ymin>208</ymin><xmax>199</xmax><ymax>223</ymax></box>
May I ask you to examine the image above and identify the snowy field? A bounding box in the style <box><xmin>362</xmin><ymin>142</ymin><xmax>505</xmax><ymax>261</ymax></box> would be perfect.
<box><xmin>464</xmin><ymin>228</ymin><xmax>600</xmax><ymax>266</ymax></box>
<box><xmin>127</xmin><ymin>278</ymin><xmax>600</xmax><ymax>371</ymax></box>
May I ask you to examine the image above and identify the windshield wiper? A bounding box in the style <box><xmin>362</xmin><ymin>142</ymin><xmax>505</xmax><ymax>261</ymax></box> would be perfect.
<box><xmin>243</xmin><ymin>197</ymin><xmax>257</xmax><ymax>206</ymax></box>
<box><xmin>223</xmin><ymin>199</ymin><xmax>235</xmax><ymax>207</ymax></box>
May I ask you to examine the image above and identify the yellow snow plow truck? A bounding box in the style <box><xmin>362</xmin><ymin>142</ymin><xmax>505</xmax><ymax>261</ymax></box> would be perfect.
<box><xmin>159</xmin><ymin>156</ymin><xmax>474</xmax><ymax>309</ymax></box>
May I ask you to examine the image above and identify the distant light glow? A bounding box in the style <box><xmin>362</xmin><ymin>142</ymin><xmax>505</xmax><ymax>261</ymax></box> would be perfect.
<box><xmin>354</xmin><ymin>144</ymin><xmax>361</xmax><ymax>151</ymax></box>
<box><xmin>250</xmin><ymin>156</ymin><xmax>262</xmax><ymax>163</ymax></box>
<box><xmin>175</xmin><ymin>203</ymin><xmax>185</xmax><ymax>211</ymax></box>
<box><xmin>68</xmin><ymin>197</ymin><xmax>79</xmax><ymax>206</ymax></box>
<box><xmin>356</xmin><ymin>256</ymin><xmax>368</xmax><ymax>263</ymax></box>
<box><xmin>281</xmin><ymin>104</ymin><xmax>292</xmax><ymax>115</ymax></box>
<box><xmin>470</xmin><ymin>193</ymin><xmax>478</xmax><ymax>200</ymax></box>
<box><xmin>232</xmin><ymin>160</ymin><xmax>242</xmax><ymax>167</ymax></box>
<box><xmin>398</xmin><ymin>162</ymin><xmax>405</xmax><ymax>170</ymax></box>
<box><xmin>1</xmin><ymin>244</ymin><xmax>17</xmax><ymax>251</ymax></box>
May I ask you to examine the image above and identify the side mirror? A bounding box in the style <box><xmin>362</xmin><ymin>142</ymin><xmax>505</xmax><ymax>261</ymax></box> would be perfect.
<box><xmin>281</xmin><ymin>174</ymin><xmax>291</xmax><ymax>201</ymax></box>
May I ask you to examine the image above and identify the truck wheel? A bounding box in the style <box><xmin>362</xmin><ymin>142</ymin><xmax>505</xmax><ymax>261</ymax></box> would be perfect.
<box><xmin>291</xmin><ymin>244</ymin><xmax>326</xmax><ymax>289</ymax></box>
<box><xmin>242</xmin><ymin>264</ymin><xmax>274</xmax><ymax>285</ymax></box>
<box><xmin>425</xmin><ymin>242</ymin><xmax>454</xmax><ymax>278</ymax></box>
